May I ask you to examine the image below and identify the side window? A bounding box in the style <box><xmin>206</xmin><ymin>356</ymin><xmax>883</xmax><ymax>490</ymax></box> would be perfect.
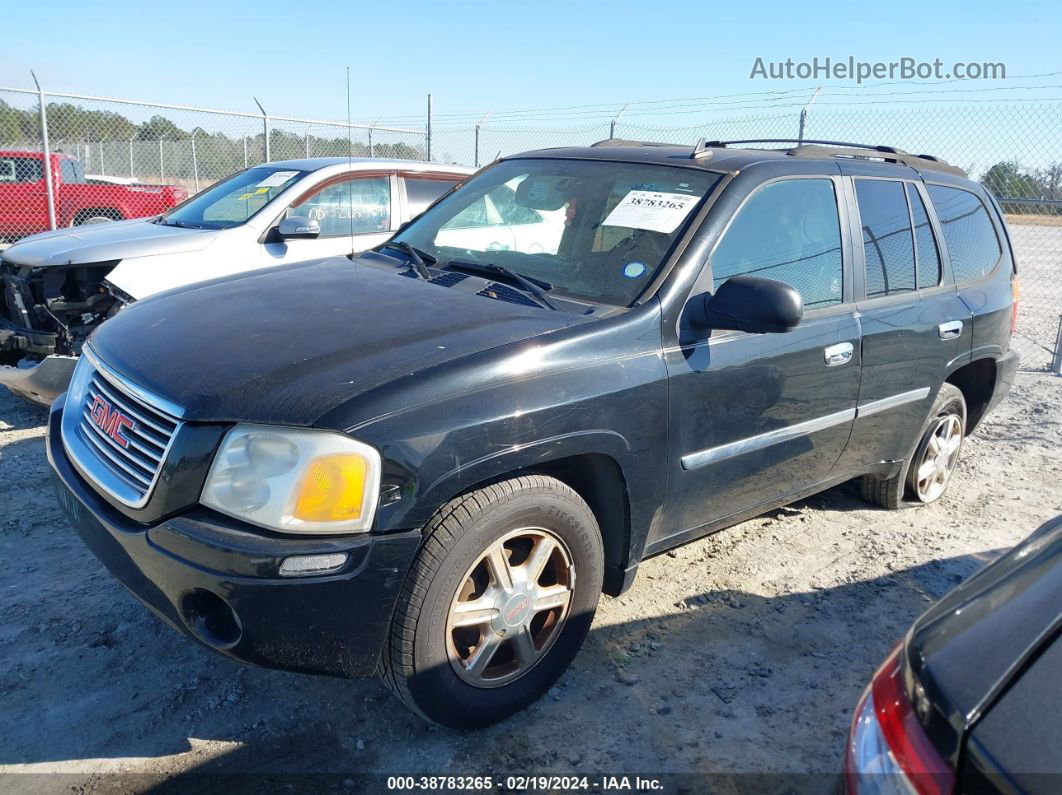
<box><xmin>287</xmin><ymin>176</ymin><xmax>390</xmax><ymax>237</ymax></box>
<box><xmin>855</xmin><ymin>179</ymin><xmax>916</xmax><ymax>298</ymax></box>
<box><xmin>712</xmin><ymin>178</ymin><xmax>843</xmax><ymax>308</ymax></box>
<box><xmin>927</xmin><ymin>185</ymin><xmax>1001</xmax><ymax>283</ymax></box>
<box><xmin>907</xmin><ymin>184</ymin><xmax>941</xmax><ymax>288</ymax></box>
<box><xmin>1</xmin><ymin>157</ymin><xmax>43</xmax><ymax>183</ymax></box>
<box><xmin>404</xmin><ymin>177</ymin><xmax>458</xmax><ymax>217</ymax></box>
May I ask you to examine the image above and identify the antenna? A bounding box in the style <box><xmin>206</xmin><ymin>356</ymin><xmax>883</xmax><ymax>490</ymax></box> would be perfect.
<box><xmin>346</xmin><ymin>66</ymin><xmax>355</xmax><ymax>258</ymax></box>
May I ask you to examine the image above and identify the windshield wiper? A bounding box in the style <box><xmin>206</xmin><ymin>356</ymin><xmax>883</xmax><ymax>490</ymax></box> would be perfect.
<box><xmin>377</xmin><ymin>241</ymin><xmax>434</xmax><ymax>279</ymax></box>
<box><xmin>441</xmin><ymin>260</ymin><xmax>558</xmax><ymax>311</ymax></box>
<box><xmin>158</xmin><ymin>218</ymin><xmax>202</xmax><ymax>229</ymax></box>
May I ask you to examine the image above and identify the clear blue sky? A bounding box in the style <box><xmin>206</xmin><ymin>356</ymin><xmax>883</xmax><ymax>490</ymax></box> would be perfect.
<box><xmin>3</xmin><ymin>0</ymin><xmax>1060</xmax><ymax>126</ymax></box>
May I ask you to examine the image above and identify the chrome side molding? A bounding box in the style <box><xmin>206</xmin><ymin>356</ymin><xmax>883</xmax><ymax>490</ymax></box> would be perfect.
<box><xmin>856</xmin><ymin>387</ymin><xmax>931</xmax><ymax>418</ymax></box>
<box><xmin>680</xmin><ymin>386</ymin><xmax>931</xmax><ymax>471</ymax></box>
<box><xmin>680</xmin><ymin>407</ymin><xmax>856</xmax><ymax>470</ymax></box>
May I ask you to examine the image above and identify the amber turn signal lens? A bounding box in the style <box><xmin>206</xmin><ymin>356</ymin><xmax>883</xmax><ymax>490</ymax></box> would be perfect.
<box><xmin>292</xmin><ymin>454</ymin><xmax>368</xmax><ymax>523</ymax></box>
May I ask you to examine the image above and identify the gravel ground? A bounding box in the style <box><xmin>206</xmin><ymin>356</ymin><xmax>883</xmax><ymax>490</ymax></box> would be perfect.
<box><xmin>0</xmin><ymin>373</ymin><xmax>1059</xmax><ymax>792</ymax></box>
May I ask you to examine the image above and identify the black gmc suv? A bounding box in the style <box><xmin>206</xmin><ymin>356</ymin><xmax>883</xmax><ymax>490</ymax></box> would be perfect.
<box><xmin>47</xmin><ymin>139</ymin><xmax>1019</xmax><ymax>728</ymax></box>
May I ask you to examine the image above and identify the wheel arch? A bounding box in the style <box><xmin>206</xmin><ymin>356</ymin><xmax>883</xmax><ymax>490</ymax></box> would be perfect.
<box><xmin>407</xmin><ymin>435</ymin><xmax>637</xmax><ymax>597</ymax></box>
<box><xmin>945</xmin><ymin>357</ymin><xmax>997</xmax><ymax>434</ymax></box>
<box><xmin>71</xmin><ymin>207</ymin><xmax>124</xmax><ymax>225</ymax></box>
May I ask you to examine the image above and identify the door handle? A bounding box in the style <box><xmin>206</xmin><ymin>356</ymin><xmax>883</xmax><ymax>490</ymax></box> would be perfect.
<box><xmin>824</xmin><ymin>341</ymin><xmax>854</xmax><ymax>367</ymax></box>
<box><xmin>938</xmin><ymin>320</ymin><xmax>963</xmax><ymax>340</ymax></box>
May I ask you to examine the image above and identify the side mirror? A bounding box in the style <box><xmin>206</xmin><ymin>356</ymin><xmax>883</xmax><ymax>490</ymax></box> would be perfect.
<box><xmin>278</xmin><ymin>216</ymin><xmax>320</xmax><ymax>240</ymax></box>
<box><xmin>690</xmin><ymin>276</ymin><xmax>803</xmax><ymax>334</ymax></box>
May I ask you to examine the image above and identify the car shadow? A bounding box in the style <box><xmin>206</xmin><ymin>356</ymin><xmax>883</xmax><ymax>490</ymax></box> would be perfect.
<box><xmin>0</xmin><ymin>539</ymin><xmax>995</xmax><ymax>790</ymax></box>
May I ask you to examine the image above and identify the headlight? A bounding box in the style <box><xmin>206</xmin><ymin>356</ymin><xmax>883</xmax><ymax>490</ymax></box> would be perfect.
<box><xmin>201</xmin><ymin>424</ymin><xmax>382</xmax><ymax>535</ymax></box>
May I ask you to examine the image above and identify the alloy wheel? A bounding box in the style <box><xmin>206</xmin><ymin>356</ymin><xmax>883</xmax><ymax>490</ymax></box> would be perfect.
<box><xmin>914</xmin><ymin>413</ymin><xmax>963</xmax><ymax>502</ymax></box>
<box><xmin>446</xmin><ymin>527</ymin><xmax>574</xmax><ymax>688</ymax></box>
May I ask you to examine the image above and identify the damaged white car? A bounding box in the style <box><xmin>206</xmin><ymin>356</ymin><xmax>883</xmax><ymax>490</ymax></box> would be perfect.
<box><xmin>0</xmin><ymin>157</ymin><xmax>474</xmax><ymax>405</ymax></box>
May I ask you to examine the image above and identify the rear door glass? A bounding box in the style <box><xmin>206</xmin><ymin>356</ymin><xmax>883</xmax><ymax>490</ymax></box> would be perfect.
<box><xmin>855</xmin><ymin>179</ymin><xmax>916</xmax><ymax>298</ymax></box>
<box><xmin>906</xmin><ymin>184</ymin><xmax>941</xmax><ymax>288</ymax></box>
<box><xmin>404</xmin><ymin>177</ymin><xmax>460</xmax><ymax>217</ymax></box>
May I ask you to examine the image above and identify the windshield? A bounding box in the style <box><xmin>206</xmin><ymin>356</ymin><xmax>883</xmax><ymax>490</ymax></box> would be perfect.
<box><xmin>391</xmin><ymin>158</ymin><xmax>721</xmax><ymax>306</ymax></box>
<box><xmin>161</xmin><ymin>166</ymin><xmax>309</xmax><ymax>229</ymax></box>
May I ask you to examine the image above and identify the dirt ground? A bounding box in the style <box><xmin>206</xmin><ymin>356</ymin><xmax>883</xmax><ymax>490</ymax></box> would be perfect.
<box><xmin>0</xmin><ymin>373</ymin><xmax>1059</xmax><ymax>793</ymax></box>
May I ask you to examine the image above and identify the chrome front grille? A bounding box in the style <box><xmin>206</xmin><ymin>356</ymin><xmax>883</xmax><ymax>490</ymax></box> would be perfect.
<box><xmin>64</xmin><ymin>349</ymin><xmax>183</xmax><ymax>507</ymax></box>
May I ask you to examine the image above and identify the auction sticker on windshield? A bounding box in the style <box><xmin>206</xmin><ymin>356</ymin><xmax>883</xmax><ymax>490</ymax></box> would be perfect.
<box><xmin>602</xmin><ymin>190</ymin><xmax>700</xmax><ymax>233</ymax></box>
<box><xmin>256</xmin><ymin>170</ymin><xmax>300</xmax><ymax>188</ymax></box>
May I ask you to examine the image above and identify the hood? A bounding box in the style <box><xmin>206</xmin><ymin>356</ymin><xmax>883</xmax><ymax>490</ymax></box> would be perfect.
<box><xmin>88</xmin><ymin>256</ymin><xmax>586</xmax><ymax>426</ymax></box>
<box><xmin>2</xmin><ymin>218</ymin><xmax>220</xmax><ymax>268</ymax></box>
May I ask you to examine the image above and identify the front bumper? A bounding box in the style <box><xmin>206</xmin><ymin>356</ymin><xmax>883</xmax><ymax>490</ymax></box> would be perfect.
<box><xmin>47</xmin><ymin>400</ymin><xmax>421</xmax><ymax>678</ymax></box>
<box><xmin>0</xmin><ymin>354</ymin><xmax>76</xmax><ymax>406</ymax></box>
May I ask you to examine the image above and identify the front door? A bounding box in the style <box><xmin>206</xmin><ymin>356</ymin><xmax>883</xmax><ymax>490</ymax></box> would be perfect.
<box><xmin>653</xmin><ymin>174</ymin><xmax>861</xmax><ymax>552</ymax></box>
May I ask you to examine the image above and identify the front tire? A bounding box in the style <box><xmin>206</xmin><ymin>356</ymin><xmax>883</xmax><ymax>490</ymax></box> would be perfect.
<box><xmin>382</xmin><ymin>475</ymin><xmax>603</xmax><ymax>728</ymax></box>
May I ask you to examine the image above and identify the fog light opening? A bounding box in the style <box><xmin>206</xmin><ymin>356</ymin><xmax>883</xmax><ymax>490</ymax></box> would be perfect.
<box><xmin>181</xmin><ymin>589</ymin><xmax>242</xmax><ymax>649</ymax></box>
<box><xmin>279</xmin><ymin>552</ymin><xmax>349</xmax><ymax>577</ymax></box>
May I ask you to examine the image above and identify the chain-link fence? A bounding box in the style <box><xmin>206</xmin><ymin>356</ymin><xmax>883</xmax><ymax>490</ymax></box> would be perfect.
<box><xmin>1</xmin><ymin>81</ymin><xmax>1058</xmax><ymax>370</ymax></box>
<box><xmin>0</xmin><ymin>83</ymin><xmax>425</xmax><ymax>239</ymax></box>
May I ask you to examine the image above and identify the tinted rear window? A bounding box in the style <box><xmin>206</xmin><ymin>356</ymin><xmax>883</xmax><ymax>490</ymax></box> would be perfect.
<box><xmin>907</xmin><ymin>184</ymin><xmax>941</xmax><ymax>289</ymax></box>
<box><xmin>405</xmin><ymin>177</ymin><xmax>459</xmax><ymax>217</ymax></box>
<box><xmin>856</xmin><ymin>179</ymin><xmax>916</xmax><ymax>298</ymax></box>
<box><xmin>927</xmin><ymin>185</ymin><xmax>1001</xmax><ymax>283</ymax></box>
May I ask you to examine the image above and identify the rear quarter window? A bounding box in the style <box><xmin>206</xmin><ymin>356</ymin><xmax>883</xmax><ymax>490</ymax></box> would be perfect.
<box><xmin>927</xmin><ymin>185</ymin><xmax>1001</xmax><ymax>283</ymax></box>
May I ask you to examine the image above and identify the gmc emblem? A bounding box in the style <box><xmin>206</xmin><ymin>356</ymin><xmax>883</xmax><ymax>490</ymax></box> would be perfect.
<box><xmin>89</xmin><ymin>395</ymin><xmax>135</xmax><ymax>449</ymax></box>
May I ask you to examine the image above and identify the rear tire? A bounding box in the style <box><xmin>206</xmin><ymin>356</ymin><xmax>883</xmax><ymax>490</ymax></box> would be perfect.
<box><xmin>382</xmin><ymin>475</ymin><xmax>603</xmax><ymax>728</ymax></box>
<box><xmin>860</xmin><ymin>383</ymin><xmax>967</xmax><ymax>509</ymax></box>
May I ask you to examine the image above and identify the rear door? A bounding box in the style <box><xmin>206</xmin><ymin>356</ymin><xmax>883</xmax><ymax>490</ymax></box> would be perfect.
<box><xmin>834</xmin><ymin>164</ymin><xmax>971</xmax><ymax>474</ymax></box>
<box><xmin>654</xmin><ymin>168</ymin><xmax>861</xmax><ymax>551</ymax></box>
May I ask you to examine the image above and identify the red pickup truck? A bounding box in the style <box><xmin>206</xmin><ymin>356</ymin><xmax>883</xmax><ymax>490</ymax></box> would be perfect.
<box><xmin>0</xmin><ymin>150</ymin><xmax>189</xmax><ymax>240</ymax></box>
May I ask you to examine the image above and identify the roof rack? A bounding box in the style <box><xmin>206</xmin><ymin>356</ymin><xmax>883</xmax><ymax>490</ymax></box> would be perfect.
<box><xmin>703</xmin><ymin>138</ymin><xmax>966</xmax><ymax>176</ymax></box>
